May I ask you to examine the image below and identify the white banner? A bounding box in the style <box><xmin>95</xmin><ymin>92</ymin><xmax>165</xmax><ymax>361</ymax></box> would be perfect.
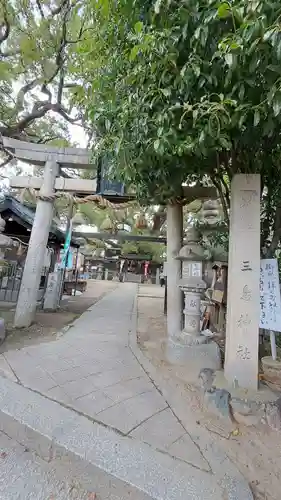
<box><xmin>260</xmin><ymin>259</ymin><xmax>281</xmax><ymax>331</ymax></box>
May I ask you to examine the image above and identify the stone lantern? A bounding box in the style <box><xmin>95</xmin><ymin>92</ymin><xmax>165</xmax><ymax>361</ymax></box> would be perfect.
<box><xmin>0</xmin><ymin>215</ymin><xmax>18</xmax><ymax>342</ymax></box>
<box><xmin>97</xmin><ymin>262</ymin><xmax>104</xmax><ymax>280</ymax></box>
<box><xmin>201</xmin><ymin>199</ymin><xmax>221</xmax><ymax>226</ymax></box>
<box><xmin>165</xmin><ymin>226</ymin><xmax>221</xmax><ymax>376</ymax></box>
<box><xmin>0</xmin><ymin>215</ymin><xmax>17</xmax><ymax>262</ymax></box>
<box><xmin>177</xmin><ymin>227</ymin><xmax>207</xmax><ymax>345</ymax></box>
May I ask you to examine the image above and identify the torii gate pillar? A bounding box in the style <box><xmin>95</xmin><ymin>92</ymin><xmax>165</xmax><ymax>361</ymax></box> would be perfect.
<box><xmin>14</xmin><ymin>160</ymin><xmax>58</xmax><ymax>328</ymax></box>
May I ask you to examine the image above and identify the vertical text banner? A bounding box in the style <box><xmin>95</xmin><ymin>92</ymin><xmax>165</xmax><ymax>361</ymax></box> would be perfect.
<box><xmin>61</xmin><ymin>219</ymin><xmax>73</xmax><ymax>269</ymax></box>
<box><xmin>260</xmin><ymin>259</ymin><xmax>281</xmax><ymax>332</ymax></box>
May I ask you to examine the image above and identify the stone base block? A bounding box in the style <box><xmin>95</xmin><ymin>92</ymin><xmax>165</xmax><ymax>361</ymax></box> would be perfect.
<box><xmin>179</xmin><ymin>331</ymin><xmax>207</xmax><ymax>346</ymax></box>
<box><xmin>261</xmin><ymin>356</ymin><xmax>281</xmax><ymax>386</ymax></box>
<box><xmin>165</xmin><ymin>337</ymin><xmax>221</xmax><ymax>375</ymax></box>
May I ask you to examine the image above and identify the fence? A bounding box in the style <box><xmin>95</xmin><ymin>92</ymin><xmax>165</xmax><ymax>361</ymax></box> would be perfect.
<box><xmin>0</xmin><ymin>262</ymin><xmax>49</xmax><ymax>304</ymax></box>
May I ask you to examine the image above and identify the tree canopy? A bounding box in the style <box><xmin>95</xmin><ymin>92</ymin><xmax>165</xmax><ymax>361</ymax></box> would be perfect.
<box><xmin>0</xmin><ymin>0</ymin><xmax>87</xmax><ymax>167</ymax></box>
<box><xmin>72</xmin><ymin>0</ymin><xmax>281</xmax><ymax>254</ymax></box>
<box><xmin>77</xmin><ymin>1</ymin><xmax>281</xmax><ymax>173</ymax></box>
<box><xmin>3</xmin><ymin>1</ymin><xmax>281</xmax><ymax>255</ymax></box>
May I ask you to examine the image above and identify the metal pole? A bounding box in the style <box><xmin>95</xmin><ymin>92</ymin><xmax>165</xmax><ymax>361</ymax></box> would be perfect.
<box><xmin>270</xmin><ymin>330</ymin><xmax>277</xmax><ymax>361</ymax></box>
<box><xmin>164</xmin><ymin>277</ymin><xmax>167</xmax><ymax>315</ymax></box>
<box><xmin>60</xmin><ymin>200</ymin><xmax>74</xmax><ymax>299</ymax></box>
<box><xmin>73</xmin><ymin>247</ymin><xmax>79</xmax><ymax>296</ymax></box>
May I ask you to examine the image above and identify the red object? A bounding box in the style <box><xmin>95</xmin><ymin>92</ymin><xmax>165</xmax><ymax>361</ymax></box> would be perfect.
<box><xmin>144</xmin><ymin>261</ymin><xmax>149</xmax><ymax>277</ymax></box>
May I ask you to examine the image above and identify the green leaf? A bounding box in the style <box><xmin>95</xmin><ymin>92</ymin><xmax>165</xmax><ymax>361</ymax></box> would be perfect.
<box><xmin>263</xmin><ymin>118</ymin><xmax>274</xmax><ymax>136</ymax></box>
<box><xmin>154</xmin><ymin>139</ymin><xmax>160</xmax><ymax>151</ymax></box>
<box><xmin>273</xmin><ymin>96</ymin><xmax>281</xmax><ymax>117</ymax></box>
<box><xmin>238</xmin><ymin>114</ymin><xmax>246</xmax><ymax>128</ymax></box>
<box><xmin>217</xmin><ymin>2</ymin><xmax>231</xmax><ymax>19</ymax></box>
<box><xmin>249</xmin><ymin>56</ymin><xmax>258</xmax><ymax>73</ymax></box>
<box><xmin>154</xmin><ymin>0</ymin><xmax>162</xmax><ymax>14</ymax></box>
<box><xmin>254</xmin><ymin>109</ymin><xmax>260</xmax><ymax>126</ymax></box>
<box><xmin>193</xmin><ymin>65</ymin><xmax>200</xmax><ymax>77</ymax></box>
<box><xmin>194</xmin><ymin>27</ymin><xmax>201</xmax><ymax>40</ymax></box>
<box><xmin>134</xmin><ymin>22</ymin><xmax>143</xmax><ymax>34</ymax></box>
<box><xmin>238</xmin><ymin>84</ymin><xmax>245</xmax><ymax>100</ymax></box>
<box><xmin>219</xmin><ymin>137</ymin><xmax>231</xmax><ymax>149</ymax></box>
<box><xmin>277</xmin><ymin>40</ymin><xmax>281</xmax><ymax>61</ymax></box>
<box><xmin>199</xmin><ymin>130</ymin><xmax>205</xmax><ymax>143</ymax></box>
<box><xmin>161</xmin><ymin>88</ymin><xmax>171</xmax><ymax>97</ymax></box>
<box><xmin>263</xmin><ymin>29</ymin><xmax>275</xmax><ymax>42</ymax></box>
<box><xmin>129</xmin><ymin>45</ymin><xmax>139</xmax><ymax>61</ymax></box>
<box><xmin>193</xmin><ymin>109</ymin><xmax>198</xmax><ymax>121</ymax></box>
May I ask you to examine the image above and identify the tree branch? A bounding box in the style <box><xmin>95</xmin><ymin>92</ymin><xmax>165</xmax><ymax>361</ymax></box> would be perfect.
<box><xmin>58</xmin><ymin>69</ymin><xmax>65</xmax><ymax>105</ymax></box>
<box><xmin>266</xmin><ymin>205</ymin><xmax>281</xmax><ymax>258</ymax></box>
<box><xmin>212</xmin><ymin>176</ymin><xmax>229</xmax><ymax>225</ymax></box>
<box><xmin>36</xmin><ymin>135</ymin><xmax>60</xmax><ymax>144</ymax></box>
<box><xmin>35</xmin><ymin>0</ymin><xmax>45</xmax><ymax>18</ymax></box>
<box><xmin>55</xmin><ymin>105</ymin><xmax>82</xmax><ymax>124</ymax></box>
<box><xmin>0</xmin><ymin>8</ymin><xmax>10</xmax><ymax>45</ymax></box>
<box><xmin>40</xmin><ymin>83</ymin><xmax>52</xmax><ymax>103</ymax></box>
<box><xmin>50</xmin><ymin>0</ymin><xmax>69</xmax><ymax>17</ymax></box>
<box><xmin>16</xmin><ymin>79</ymin><xmax>41</xmax><ymax>110</ymax></box>
<box><xmin>0</xmin><ymin>154</ymin><xmax>13</xmax><ymax>168</ymax></box>
<box><xmin>220</xmin><ymin>175</ymin><xmax>230</xmax><ymax>209</ymax></box>
<box><xmin>1</xmin><ymin>101</ymin><xmax>82</xmax><ymax>138</ymax></box>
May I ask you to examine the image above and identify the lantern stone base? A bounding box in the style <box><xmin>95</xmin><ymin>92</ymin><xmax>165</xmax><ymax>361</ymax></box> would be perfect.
<box><xmin>179</xmin><ymin>331</ymin><xmax>207</xmax><ymax>346</ymax></box>
<box><xmin>165</xmin><ymin>336</ymin><xmax>221</xmax><ymax>374</ymax></box>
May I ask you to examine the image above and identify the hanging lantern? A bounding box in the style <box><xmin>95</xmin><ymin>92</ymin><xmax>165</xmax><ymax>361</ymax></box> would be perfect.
<box><xmin>135</xmin><ymin>213</ymin><xmax>147</xmax><ymax>229</ymax></box>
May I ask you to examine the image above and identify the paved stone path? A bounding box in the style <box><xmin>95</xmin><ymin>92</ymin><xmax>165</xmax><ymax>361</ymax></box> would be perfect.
<box><xmin>0</xmin><ymin>283</ymin><xmax>253</xmax><ymax>499</ymax></box>
<box><xmin>1</xmin><ymin>283</ymin><xmax>208</xmax><ymax>470</ymax></box>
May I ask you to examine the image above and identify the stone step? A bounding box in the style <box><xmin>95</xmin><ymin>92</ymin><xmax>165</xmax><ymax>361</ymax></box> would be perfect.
<box><xmin>0</xmin><ymin>376</ymin><xmax>253</xmax><ymax>500</ymax></box>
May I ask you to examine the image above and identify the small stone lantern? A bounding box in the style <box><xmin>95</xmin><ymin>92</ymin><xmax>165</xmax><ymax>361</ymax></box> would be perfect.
<box><xmin>0</xmin><ymin>215</ymin><xmax>18</xmax><ymax>343</ymax></box>
<box><xmin>165</xmin><ymin>226</ymin><xmax>221</xmax><ymax>374</ymax></box>
<box><xmin>0</xmin><ymin>215</ymin><xmax>17</xmax><ymax>261</ymax></box>
<box><xmin>201</xmin><ymin>199</ymin><xmax>221</xmax><ymax>225</ymax></box>
<box><xmin>177</xmin><ymin>227</ymin><xmax>207</xmax><ymax>345</ymax></box>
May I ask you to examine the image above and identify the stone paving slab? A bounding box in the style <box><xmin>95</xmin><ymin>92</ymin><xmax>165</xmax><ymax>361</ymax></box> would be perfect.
<box><xmin>0</xmin><ymin>376</ymin><xmax>240</xmax><ymax>500</ymax></box>
<box><xmin>128</xmin><ymin>408</ymin><xmax>209</xmax><ymax>471</ymax></box>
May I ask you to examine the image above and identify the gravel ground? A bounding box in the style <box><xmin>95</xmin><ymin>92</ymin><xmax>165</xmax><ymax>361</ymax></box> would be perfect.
<box><xmin>137</xmin><ymin>284</ymin><xmax>281</xmax><ymax>500</ymax></box>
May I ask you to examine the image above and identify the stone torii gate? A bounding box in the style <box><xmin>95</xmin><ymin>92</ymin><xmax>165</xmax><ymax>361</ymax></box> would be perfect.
<box><xmin>2</xmin><ymin>140</ymin><xmax>263</xmax><ymax>391</ymax></box>
<box><xmin>3</xmin><ymin>137</ymin><xmax>97</xmax><ymax>328</ymax></box>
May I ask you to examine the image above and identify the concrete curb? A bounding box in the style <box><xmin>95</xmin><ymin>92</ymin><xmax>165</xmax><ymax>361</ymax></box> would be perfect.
<box><xmin>130</xmin><ymin>286</ymin><xmax>254</xmax><ymax>500</ymax></box>
<box><xmin>0</xmin><ymin>376</ymin><xmax>234</xmax><ymax>500</ymax></box>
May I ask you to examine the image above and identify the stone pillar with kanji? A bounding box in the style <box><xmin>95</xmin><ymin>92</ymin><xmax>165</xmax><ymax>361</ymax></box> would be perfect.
<box><xmin>224</xmin><ymin>174</ymin><xmax>261</xmax><ymax>390</ymax></box>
